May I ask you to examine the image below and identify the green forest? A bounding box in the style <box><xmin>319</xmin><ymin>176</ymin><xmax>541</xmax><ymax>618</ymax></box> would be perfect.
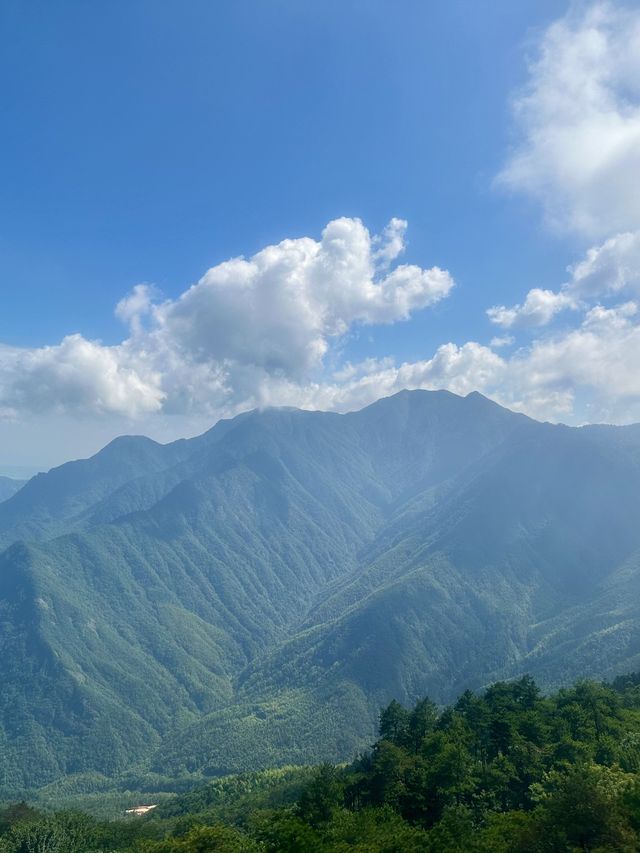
<box><xmin>5</xmin><ymin>673</ymin><xmax>640</xmax><ymax>852</ymax></box>
<box><xmin>5</xmin><ymin>393</ymin><xmax>640</xmax><ymax>793</ymax></box>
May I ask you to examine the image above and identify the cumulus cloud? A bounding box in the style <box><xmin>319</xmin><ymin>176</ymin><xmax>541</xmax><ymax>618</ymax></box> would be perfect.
<box><xmin>0</xmin><ymin>336</ymin><xmax>164</xmax><ymax>418</ymax></box>
<box><xmin>497</xmin><ymin>1</ymin><xmax>640</xmax><ymax>237</ymax></box>
<box><xmin>5</xmin><ymin>212</ymin><xmax>640</xmax><ymax>435</ymax></box>
<box><xmin>0</xmin><ymin>218</ymin><xmax>453</xmax><ymax>421</ymax></box>
<box><xmin>503</xmin><ymin>301</ymin><xmax>640</xmax><ymax>422</ymax></box>
<box><xmin>481</xmin><ymin>2</ymin><xmax>640</xmax><ymax>421</ymax></box>
<box><xmin>487</xmin><ymin>229</ymin><xmax>640</xmax><ymax>328</ymax></box>
<box><xmin>152</xmin><ymin>217</ymin><xmax>452</xmax><ymax>384</ymax></box>
<box><xmin>487</xmin><ymin>288</ymin><xmax>576</xmax><ymax>328</ymax></box>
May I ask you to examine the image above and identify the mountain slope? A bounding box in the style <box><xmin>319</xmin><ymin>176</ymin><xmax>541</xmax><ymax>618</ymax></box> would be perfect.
<box><xmin>2</xmin><ymin>390</ymin><xmax>640</xmax><ymax>790</ymax></box>
<box><xmin>0</xmin><ymin>476</ymin><xmax>25</xmax><ymax>503</ymax></box>
<box><xmin>151</xmin><ymin>411</ymin><xmax>640</xmax><ymax>777</ymax></box>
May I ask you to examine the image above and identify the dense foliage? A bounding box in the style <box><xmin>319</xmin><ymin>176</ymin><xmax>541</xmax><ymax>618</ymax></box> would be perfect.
<box><xmin>5</xmin><ymin>674</ymin><xmax>640</xmax><ymax>850</ymax></box>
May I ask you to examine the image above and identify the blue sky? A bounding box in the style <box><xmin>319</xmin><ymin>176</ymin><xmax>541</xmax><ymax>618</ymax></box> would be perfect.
<box><xmin>2</xmin><ymin>0</ymin><xmax>640</xmax><ymax>472</ymax></box>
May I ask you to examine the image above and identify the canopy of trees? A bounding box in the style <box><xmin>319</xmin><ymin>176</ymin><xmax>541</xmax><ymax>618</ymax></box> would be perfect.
<box><xmin>4</xmin><ymin>673</ymin><xmax>640</xmax><ymax>851</ymax></box>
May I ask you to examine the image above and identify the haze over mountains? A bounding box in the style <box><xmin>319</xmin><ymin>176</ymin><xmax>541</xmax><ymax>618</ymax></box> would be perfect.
<box><xmin>0</xmin><ymin>477</ymin><xmax>25</xmax><ymax>503</ymax></box>
<box><xmin>2</xmin><ymin>389</ymin><xmax>640</xmax><ymax>793</ymax></box>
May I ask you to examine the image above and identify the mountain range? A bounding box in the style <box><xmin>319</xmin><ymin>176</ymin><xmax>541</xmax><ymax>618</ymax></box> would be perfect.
<box><xmin>2</xmin><ymin>389</ymin><xmax>640</xmax><ymax>793</ymax></box>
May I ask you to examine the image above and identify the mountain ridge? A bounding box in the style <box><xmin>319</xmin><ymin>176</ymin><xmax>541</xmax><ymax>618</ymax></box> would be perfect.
<box><xmin>2</xmin><ymin>389</ymin><xmax>640</xmax><ymax>792</ymax></box>
<box><xmin>0</xmin><ymin>475</ymin><xmax>26</xmax><ymax>504</ymax></box>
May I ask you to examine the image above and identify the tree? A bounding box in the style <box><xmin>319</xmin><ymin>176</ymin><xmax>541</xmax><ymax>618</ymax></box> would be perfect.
<box><xmin>134</xmin><ymin>823</ymin><xmax>258</xmax><ymax>852</ymax></box>
<box><xmin>406</xmin><ymin>698</ymin><xmax>438</xmax><ymax>752</ymax></box>
<box><xmin>0</xmin><ymin>804</ymin><xmax>41</xmax><ymax>836</ymax></box>
<box><xmin>4</xmin><ymin>812</ymin><xmax>99</xmax><ymax>853</ymax></box>
<box><xmin>533</xmin><ymin>764</ymin><xmax>636</xmax><ymax>852</ymax></box>
<box><xmin>297</xmin><ymin>764</ymin><xmax>343</xmax><ymax>827</ymax></box>
<box><xmin>379</xmin><ymin>700</ymin><xmax>410</xmax><ymax>746</ymax></box>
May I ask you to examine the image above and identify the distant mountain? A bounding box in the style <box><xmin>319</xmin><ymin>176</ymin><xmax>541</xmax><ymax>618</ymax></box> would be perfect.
<box><xmin>0</xmin><ymin>476</ymin><xmax>26</xmax><ymax>504</ymax></box>
<box><xmin>2</xmin><ymin>390</ymin><xmax>640</xmax><ymax>791</ymax></box>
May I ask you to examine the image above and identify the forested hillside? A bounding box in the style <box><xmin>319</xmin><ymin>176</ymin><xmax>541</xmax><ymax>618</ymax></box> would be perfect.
<box><xmin>3</xmin><ymin>674</ymin><xmax>640</xmax><ymax>851</ymax></box>
<box><xmin>2</xmin><ymin>390</ymin><xmax>640</xmax><ymax>791</ymax></box>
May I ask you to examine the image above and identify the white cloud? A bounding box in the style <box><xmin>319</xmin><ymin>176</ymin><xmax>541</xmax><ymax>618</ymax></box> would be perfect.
<box><xmin>213</xmin><ymin>341</ymin><xmax>509</xmax><ymax>421</ymax></box>
<box><xmin>5</xmin><ymin>213</ymin><xmax>640</xmax><ymax>439</ymax></box>
<box><xmin>6</xmin><ymin>283</ymin><xmax>640</xmax><ymax>464</ymax></box>
<box><xmin>250</xmin><ymin>299</ymin><xmax>640</xmax><ymax>424</ymax></box>
<box><xmin>314</xmin><ymin>342</ymin><xmax>507</xmax><ymax>413</ymax></box>
<box><xmin>0</xmin><ymin>336</ymin><xmax>164</xmax><ymax>419</ymax></box>
<box><xmin>152</xmin><ymin>217</ymin><xmax>452</xmax><ymax>383</ymax></box>
<box><xmin>487</xmin><ymin>288</ymin><xmax>576</xmax><ymax>328</ymax></box>
<box><xmin>498</xmin><ymin>1</ymin><xmax>640</xmax><ymax>237</ymax></box>
<box><xmin>487</xmin><ymin>229</ymin><xmax>640</xmax><ymax>328</ymax></box>
<box><xmin>567</xmin><ymin>230</ymin><xmax>640</xmax><ymax>298</ymax></box>
<box><xmin>503</xmin><ymin>301</ymin><xmax>640</xmax><ymax>422</ymax></box>
<box><xmin>338</xmin><ymin>300</ymin><xmax>640</xmax><ymax>425</ymax></box>
<box><xmin>0</xmin><ymin>218</ymin><xmax>453</xmax><ymax>422</ymax></box>
<box><xmin>373</xmin><ymin>217</ymin><xmax>408</xmax><ymax>267</ymax></box>
<box><xmin>308</xmin><ymin>299</ymin><xmax>640</xmax><ymax>425</ymax></box>
<box><xmin>11</xmin><ymin>291</ymin><xmax>640</xmax><ymax>468</ymax></box>
<box><xmin>115</xmin><ymin>283</ymin><xmax>157</xmax><ymax>334</ymax></box>
<box><xmin>481</xmin><ymin>3</ymin><xmax>640</xmax><ymax>421</ymax></box>
<box><xmin>490</xmin><ymin>335</ymin><xmax>515</xmax><ymax>348</ymax></box>
<box><xmin>6</xmin><ymin>210</ymin><xmax>640</xmax><ymax>462</ymax></box>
